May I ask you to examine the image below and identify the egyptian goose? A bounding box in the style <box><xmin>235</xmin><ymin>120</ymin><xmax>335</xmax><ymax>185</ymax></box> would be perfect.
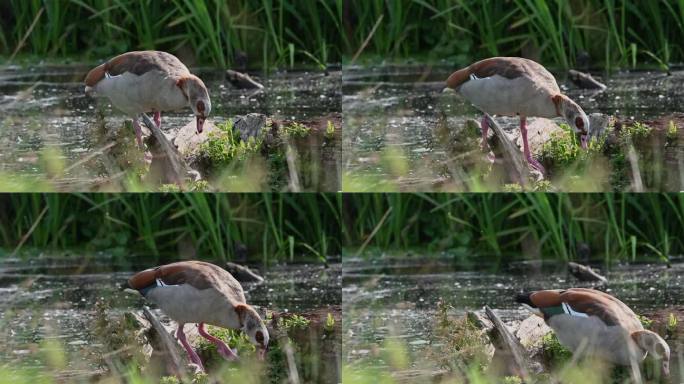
<box><xmin>126</xmin><ymin>261</ymin><xmax>269</xmax><ymax>371</ymax></box>
<box><xmin>517</xmin><ymin>288</ymin><xmax>670</xmax><ymax>377</ymax></box>
<box><xmin>446</xmin><ymin>57</ymin><xmax>590</xmax><ymax>173</ymax></box>
<box><xmin>84</xmin><ymin>51</ymin><xmax>211</xmax><ymax>150</ymax></box>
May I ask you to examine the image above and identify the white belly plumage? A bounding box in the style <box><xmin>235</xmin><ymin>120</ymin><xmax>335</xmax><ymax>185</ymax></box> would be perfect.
<box><xmin>94</xmin><ymin>70</ymin><xmax>188</xmax><ymax>117</ymax></box>
<box><xmin>548</xmin><ymin>314</ymin><xmax>645</xmax><ymax>365</ymax></box>
<box><xmin>146</xmin><ymin>284</ymin><xmax>230</xmax><ymax>326</ymax></box>
<box><xmin>459</xmin><ymin>75</ymin><xmax>557</xmax><ymax>118</ymax></box>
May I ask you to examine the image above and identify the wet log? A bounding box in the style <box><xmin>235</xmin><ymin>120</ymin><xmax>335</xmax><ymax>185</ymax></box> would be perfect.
<box><xmin>226</xmin><ymin>69</ymin><xmax>264</xmax><ymax>89</ymax></box>
<box><xmin>142</xmin><ymin>306</ymin><xmax>186</xmax><ymax>377</ymax></box>
<box><xmin>485</xmin><ymin>114</ymin><xmax>534</xmax><ymax>185</ymax></box>
<box><xmin>568</xmin><ymin>262</ymin><xmax>608</xmax><ymax>283</ymax></box>
<box><xmin>225</xmin><ymin>262</ymin><xmax>264</xmax><ymax>283</ymax></box>
<box><xmin>568</xmin><ymin>69</ymin><xmax>607</xmax><ymax>90</ymax></box>
<box><xmin>141</xmin><ymin>114</ymin><xmax>190</xmax><ymax>188</ymax></box>
<box><xmin>485</xmin><ymin>306</ymin><xmax>533</xmax><ymax>381</ymax></box>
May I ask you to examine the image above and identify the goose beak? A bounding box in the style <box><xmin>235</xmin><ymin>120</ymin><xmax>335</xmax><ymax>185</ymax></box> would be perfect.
<box><xmin>196</xmin><ymin>115</ymin><xmax>205</xmax><ymax>134</ymax></box>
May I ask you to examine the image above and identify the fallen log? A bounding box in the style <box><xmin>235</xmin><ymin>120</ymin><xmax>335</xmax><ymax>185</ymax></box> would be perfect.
<box><xmin>485</xmin><ymin>305</ymin><xmax>533</xmax><ymax>381</ymax></box>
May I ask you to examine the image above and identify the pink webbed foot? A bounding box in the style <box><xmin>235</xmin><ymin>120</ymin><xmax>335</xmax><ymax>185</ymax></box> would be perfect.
<box><xmin>526</xmin><ymin>156</ymin><xmax>546</xmax><ymax>174</ymax></box>
<box><xmin>198</xmin><ymin>323</ymin><xmax>239</xmax><ymax>361</ymax></box>
<box><xmin>154</xmin><ymin>111</ymin><xmax>161</xmax><ymax>129</ymax></box>
<box><xmin>177</xmin><ymin>324</ymin><xmax>205</xmax><ymax>372</ymax></box>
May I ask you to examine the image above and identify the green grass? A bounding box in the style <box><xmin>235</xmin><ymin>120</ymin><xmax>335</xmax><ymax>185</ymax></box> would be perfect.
<box><xmin>0</xmin><ymin>193</ymin><xmax>342</xmax><ymax>264</ymax></box>
<box><xmin>343</xmin><ymin>193</ymin><xmax>684</xmax><ymax>265</ymax></box>
<box><xmin>345</xmin><ymin>0</ymin><xmax>684</xmax><ymax>69</ymax></box>
<box><xmin>1</xmin><ymin>0</ymin><xmax>342</xmax><ymax>69</ymax></box>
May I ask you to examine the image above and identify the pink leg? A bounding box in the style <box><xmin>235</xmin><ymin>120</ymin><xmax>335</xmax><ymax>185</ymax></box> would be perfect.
<box><xmin>520</xmin><ymin>116</ymin><xmax>545</xmax><ymax>174</ymax></box>
<box><xmin>480</xmin><ymin>115</ymin><xmax>490</xmax><ymax>151</ymax></box>
<box><xmin>198</xmin><ymin>323</ymin><xmax>239</xmax><ymax>361</ymax></box>
<box><xmin>132</xmin><ymin>119</ymin><xmax>144</xmax><ymax>150</ymax></box>
<box><xmin>154</xmin><ymin>111</ymin><xmax>161</xmax><ymax>128</ymax></box>
<box><xmin>481</xmin><ymin>115</ymin><xmax>495</xmax><ymax>163</ymax></box>
<box><xmin>177</xmin><ymin>323</ymin><xmax>205</xmax><ymax>371</ymax></box>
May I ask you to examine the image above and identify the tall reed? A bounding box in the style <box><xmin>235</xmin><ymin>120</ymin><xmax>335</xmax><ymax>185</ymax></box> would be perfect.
<box><xmin>1</xmin><ymin>0</ymin><xmax>342</xmax><ymax>68</ymax></box>
<box><xmin>344</xmin><ymin>0</ymin><xmax>684</xmax><ymax>68</ymax></box>
<box><xmin>344</xmin><ymin>193</ymin><xmax>684</xmax><ymax>265</ymax></box>
<box><xmin>0</xmin><ymin>193</ymin><xmax>341</xmax><ymax>264</ymax></box>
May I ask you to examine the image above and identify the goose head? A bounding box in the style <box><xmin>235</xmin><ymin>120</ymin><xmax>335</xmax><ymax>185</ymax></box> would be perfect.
<box><xmin>178</xmin><ymin>75</ymin><xmax>211</xmax><ymax>134</ymax></box>
<box><xmin>632</xmin><ymin>329</ymin><xmax>670</xmax><ymax>378</ymax></box>
<box><xmin>554</xmin><ymin>94</ymin><xmax>590</xmax><ymax>149</ymax></box>
<box><xmin>240</xmin><ymin>305</ymin><xmax>270</xmax><ymax>360</ymax></box>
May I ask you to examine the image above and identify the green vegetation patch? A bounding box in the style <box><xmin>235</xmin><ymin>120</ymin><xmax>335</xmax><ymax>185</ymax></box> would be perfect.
<box><xmin>279</xmin><ymin>314</ymin><xmax>311</xmax><ymax>330</ymax></box>
<box><xmin>198</xmin><ymin>121</ymin><xmax>262</xmax><ymax>166</ymax></box>
<box><xmin>432</xmin><ymin>300</ymin><xmax>491</xmax><ymax>371</ymax></box>
<box><xmin>541</xmin><ymin>333</ymin><xmax>572</xmax><ymax>365</ymax></box>
<box><xmin>283</xmin><ymin>122</ymin><xmax>311</xmax><ymax>139</ymax></box>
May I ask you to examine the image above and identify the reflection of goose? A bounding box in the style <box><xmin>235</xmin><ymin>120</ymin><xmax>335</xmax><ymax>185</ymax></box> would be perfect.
<box><xmin>446</xmin><ymin>57</ymin><xmax>590</xmax><ymax>174</ymax></box>
<box><xmin>517</xmin><ymin>288</ymin><xmax>669</xmax><ymax>378</ymax></box>
<box><xmin>126</xmin><ymin>261</ymin><xmax>269</xmax><ymax>371</ymax></box>
<box><xmin>84</xmin><ymin>51</ymin><xmax>211</xmax><ymax>150</ymax></box>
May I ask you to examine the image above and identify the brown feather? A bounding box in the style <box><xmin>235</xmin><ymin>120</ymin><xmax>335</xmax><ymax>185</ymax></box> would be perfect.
<box><xmin>445</xmin><ymin>67</ymin><xmax>470</xmax><ymax>89</ymax></box>
<box><xmin>127</xmin><ymin>261</ymin><xmax>246</xmax><ymax>303</ymax></box>
<box><xmin>84</xmin><ymin>63</ymin><xmax>106</xmax><ymax>87</ymax></box>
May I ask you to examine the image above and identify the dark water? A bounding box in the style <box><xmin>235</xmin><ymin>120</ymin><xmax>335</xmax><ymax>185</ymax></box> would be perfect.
<box><xmin>0</xmin><ymin>65</ymin><xmax>341</xmax><ymax>190</ymax></box>
<box><xmin>343</xmin><ymin>64</ymin><xmax>684</xmax><ymax>191</ymax></box>
<box><xmin>0</xmin><ymin>257</ymin><xmax>341</xmax><ymax>377</ymax></box>
<box><xmin>343</xmin><ymin>258</ymin><xmax>684</xmax><ymax>377</ymax></box>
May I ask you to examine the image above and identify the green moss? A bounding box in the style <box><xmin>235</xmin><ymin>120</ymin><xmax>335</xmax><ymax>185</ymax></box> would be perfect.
<box><xmin>541</xmin><ymin>333</ymin><xmax>572</xmax><ymax>364</ymax></box>
<box><xmin>159</xmin><ymin>376</ymin><xmax>180</xmax><ymax>384</ymax></box>
<box><xmin>198</xmin><ymin>120</ymin><xmax>262</xmax><ymax>166</ymax></box>
<box><xmin>279</xmin><ymin>314</ymin><xmax>311</xmax><ymax>330</ymax></box>
<box><xmin>283</xmin><ymin>122</ymin><xmax>310</xmax><ymax>138</ymax></box>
